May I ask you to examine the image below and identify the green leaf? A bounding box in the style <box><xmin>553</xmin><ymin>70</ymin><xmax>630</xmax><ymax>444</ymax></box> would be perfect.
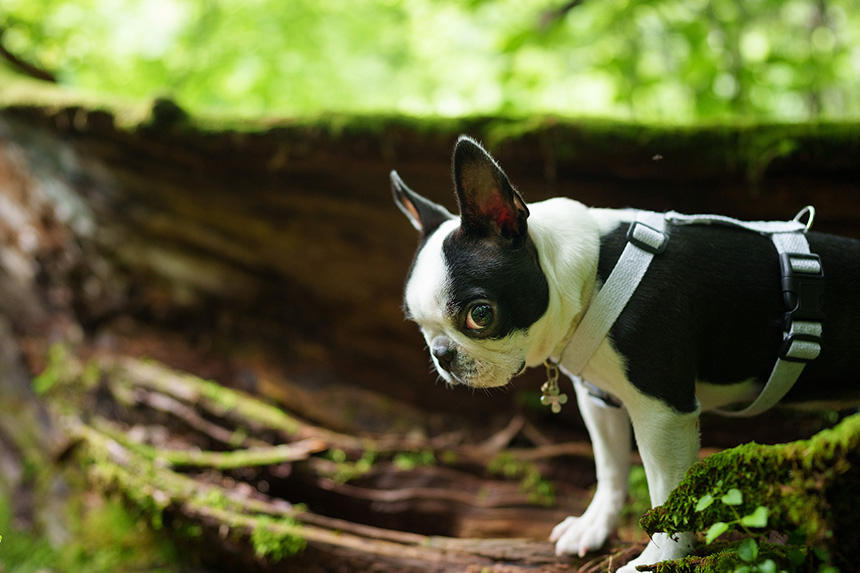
<box><xmin>737</xmin><ymin>537</ymin><xmax>758</xmax><ymax>562</ymax></box>
<box><xmin>758</xmin><ymin>559</ymin><xmax>777</xmax><ymax>573</ymax></box>
<box><xmin>721</xmin><ymin>488</ymin><xmax>743</xmax><ymax>506</ymax></box>
<box><xmin>32</xmin><ymin>367</ymin><xmax>59</xmax><ymax>395</ymax></box>
<box><xmin>695</xmin><ymin>493</ymin><xmax>715</xmax><ymax>512</ymax></box>
<box><xmin>740</xmin><ymin>506</ymin><xmax>769</xmax><ymax>528</ymax></box>
<box><xmin>705</xmin><ymin>521</ymin><xmax>730</xmax><ymax>544</ymax></box>
<box><xmin>733</xmin><ymin>566</ymin><xmax>751</xmax><ymax>573</ymax></box>
<box><xmin>787</xmin><ymin>547</ymin><xmax>806</xmax><ymax>566</ymax></box>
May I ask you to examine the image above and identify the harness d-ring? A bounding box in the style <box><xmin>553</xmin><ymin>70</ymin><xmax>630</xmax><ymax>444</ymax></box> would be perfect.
<box><xmin>793</xmin><ymin>205</ymin><xmax>815</xmax><ymax>232</ymax></box>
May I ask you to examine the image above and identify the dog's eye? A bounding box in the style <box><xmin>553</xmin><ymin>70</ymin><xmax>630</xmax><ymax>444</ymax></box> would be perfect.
<box><xmin>466</xmin><ymin>303</ymin><xmax>494</xmax><ymax>331</ymax></box>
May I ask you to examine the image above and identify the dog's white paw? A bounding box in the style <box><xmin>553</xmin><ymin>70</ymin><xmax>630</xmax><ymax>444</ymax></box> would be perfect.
<box><xmin>614</xmin><ymin>533</ymin><xmax>694</xmax><ymax>573</ymax></box>
<box><xmin>550</xmin><ymin>490</ymin><xmax>622</xmax><ymax>557</ymax></box>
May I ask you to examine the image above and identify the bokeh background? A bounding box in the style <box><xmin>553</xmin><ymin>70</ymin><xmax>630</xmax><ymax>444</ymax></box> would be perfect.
<box><xmin>2</xmin><ymin>0</ymin><xmax>859</xmax><ymax>120</ymax></box>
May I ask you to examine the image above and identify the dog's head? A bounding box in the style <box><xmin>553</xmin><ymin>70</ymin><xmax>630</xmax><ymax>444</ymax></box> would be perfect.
<box><xmin>391</xmin><ymin>136</ymin><xmax>550</xmax><ymax>388</ymax></box>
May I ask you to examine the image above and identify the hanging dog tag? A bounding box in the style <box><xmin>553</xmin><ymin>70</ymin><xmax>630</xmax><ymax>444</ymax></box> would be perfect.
<box><xmin>540</xmin><ymin>360</ymin><xmax>568</xmax><ymax>413</ymax></box>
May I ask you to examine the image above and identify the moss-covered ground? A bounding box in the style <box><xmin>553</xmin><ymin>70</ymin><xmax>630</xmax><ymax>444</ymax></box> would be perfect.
<box><xmin>640</xmin><ymin>413</ymin><xmax>859</xmax><ymax>572</ymax></box>
<box><xmin>0</xmin><ymin>487</ymin><xmax>183</xmax><ymax>573</ymax></box>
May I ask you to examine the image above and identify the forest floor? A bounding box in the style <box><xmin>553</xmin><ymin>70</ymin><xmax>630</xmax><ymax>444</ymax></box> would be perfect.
<box><xmin>2</xmin><ymin>318</ymin><xmax>846</xmax><ymax>573</ymax></box>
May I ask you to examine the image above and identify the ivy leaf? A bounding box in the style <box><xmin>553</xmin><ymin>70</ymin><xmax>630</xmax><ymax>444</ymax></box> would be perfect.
<box><xmin>740</xmin><ymin>505</ymin><xmax>769</xmax><ymax>528</ymax></box>
<box><xmin>695</xmin><ymin>493</ymin><xmax>715</xmax><ymax>512</ymax></box>
<box><xmin>705</xmin><ymin>521</ymin><xmax>729</xmax><ymax>544</ymax></box>
<box><xmin>737</xmin><ymin>537</ymin><xmax>758</xmax><ymax>562</ymax></box>
<box><xmin>721</xmin><ymin>488</ymin><xmax>743</xmax><ymax>506</ymax></box>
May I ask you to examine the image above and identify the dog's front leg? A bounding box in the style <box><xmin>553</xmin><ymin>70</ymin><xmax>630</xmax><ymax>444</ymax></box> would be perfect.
<box><xmin>615</xmin><ymin>396</ymin><xmax>700</xmax><ymax>573</ymax></box>
<box><xmin>551</xmin><ymin>377</ymin><xmax>631</xmax><ymax>556</ymax></box>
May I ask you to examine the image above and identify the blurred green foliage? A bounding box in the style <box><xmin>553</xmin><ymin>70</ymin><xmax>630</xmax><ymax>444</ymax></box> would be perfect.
<box><xmin>0</xmin><ymin>0</ymin><xmax>858</xmax><ymax>121</ymax></box>
<box><xmin>0</xmin><ymin>492</ymin><xmax>181</xmax><ymax>573</ymax></box>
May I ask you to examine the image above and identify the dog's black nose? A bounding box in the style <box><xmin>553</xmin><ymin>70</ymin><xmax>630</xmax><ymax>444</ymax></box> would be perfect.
<box><xmin>431</xmin><ymin>338</ymin><xmax>456</xmax><ymax>371</ymax></box>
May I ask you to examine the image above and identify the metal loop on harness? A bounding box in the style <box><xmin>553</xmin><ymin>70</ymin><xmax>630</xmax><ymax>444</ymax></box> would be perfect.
<box><xmin>793</xmin><ymin>205</ymin><xmax>816</xmax><ymax>232</ymax></box>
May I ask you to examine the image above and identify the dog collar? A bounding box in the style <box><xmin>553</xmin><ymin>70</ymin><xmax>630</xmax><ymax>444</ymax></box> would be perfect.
<box><xmin>547</xmin><ymin>207</ymin><xmax>822</xmax><ymax>417</ymax></box>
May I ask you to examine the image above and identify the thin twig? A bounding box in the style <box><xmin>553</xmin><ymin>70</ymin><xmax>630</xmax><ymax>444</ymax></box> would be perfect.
<box><xmin>133</xmin><ymin>388</ymin><xmax>268</xmax><ymax>448</ymax></box>
<box><xmin>0</xmin><ymin>27</ymin><xmax>57</xmax><ymax>83</ymax></box>
<box><xmin>477</xmin><ymin>415</ymin><xmax>526</xmax><ymax>456</ymax></box>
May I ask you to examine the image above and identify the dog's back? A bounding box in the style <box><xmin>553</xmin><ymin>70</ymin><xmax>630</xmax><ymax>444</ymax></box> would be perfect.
<box><xmin>797</xmin><ymin>231</ymin><xmax>860</xmax><ymax>403</ymax></box>
<box><xmin>597</xmin><ymin>222</ymin><xmax>860</xmax><ymax>411</ymax></box>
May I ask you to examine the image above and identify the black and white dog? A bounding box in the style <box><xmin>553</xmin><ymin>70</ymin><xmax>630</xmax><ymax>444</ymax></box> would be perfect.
<box><xmin>391</xmin><ymin>136</ymin><xmax>860</xmax><ymax>571</ymax></box>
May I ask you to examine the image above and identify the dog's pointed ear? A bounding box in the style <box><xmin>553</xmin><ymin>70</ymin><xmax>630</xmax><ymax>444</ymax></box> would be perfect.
<box><xmin>391</xmin><ymin>170</ymin><xmax>454</xmax><ymax>236</ymax></box>
<box><xmin>452</xmin><ymin>136</ymin><xmax>529</xmax><ymax>243</ymax></box>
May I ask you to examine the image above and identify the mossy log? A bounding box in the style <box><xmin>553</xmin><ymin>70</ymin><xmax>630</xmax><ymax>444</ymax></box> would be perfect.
<box><xmin>639</xmin><ymin>414</ymin><xmax>859</xmax><ymax>572</ymax></box>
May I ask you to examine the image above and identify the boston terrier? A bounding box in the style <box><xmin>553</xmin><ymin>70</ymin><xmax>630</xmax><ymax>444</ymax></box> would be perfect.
<box><xmin>391</xmin><ymin>136</ymin><xmax>860</xmax><ymax>571</ymax></box>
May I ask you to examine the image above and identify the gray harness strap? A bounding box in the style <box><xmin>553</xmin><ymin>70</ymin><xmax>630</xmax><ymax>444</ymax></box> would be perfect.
<box><xmin>564</xmin><ymin>207</ymin><xmax>823</xmax><ymax>417</ymax></box>
<box><xmin>564</xmin><ymin>210</ymin><xmax>668</xmax><ymax>376</ymax></box>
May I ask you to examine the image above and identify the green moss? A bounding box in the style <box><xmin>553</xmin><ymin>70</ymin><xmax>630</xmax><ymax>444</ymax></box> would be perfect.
<box><xmin>74</xmin><ymin>422</ymin><xmax>314</xmax><ymax>565</ymax></box>
<box><xmin>250</xmin><ymin>516</ymin><xmax>307</xmax><ymax>562</ymax></box>
<box><xmin>31</xmin><ymin>344</ymin><xmax>101</xmax><ymax>411</ymax></box>
<box><xmin>3</xmin><ymin>75</ymin><xmax>859</xmax><ymax>180</ymax></box>
<box><xmin>622</xmin><ymin>465</ymin><xmax>651</xmax><ymax>520</ymax></box>
<box><xmin>640</xmin><ymin>541</ymin><xmax>831</xmax><ymax>573</ymax></box>
<box><xmin>0</xmin><ymin>494</ymin><xmax>61</xmax><ymax>573</ymax></box>
<box><xmin>31</xmin><ymin>343</ymin><xmax>71</xmax><ymax>395</ymax></box>
<box><xmin>488</xmin><ymin>452</ymin><xmax>556</xmax><ymax>506</ymax></box>
<box><xmin>96</xmin><ymin>357</ymin><xmax>305</xmax><ymax>437</ymax></box>
<box><xmin>0</xmin><ymin>72</ymin><xmax>152</xmax><ymax>128</ymax></box>
<box><xmin>325</xmin><ymin>448</ymin><xmax>377</xmax><ymax>484</ymax></box>
<box><xmin>93</xmin><ymin>420</ymin><xmax>316</xmax><ymax>469</ymax></box>
<box><xmin>0</xmin><ymin>483</ymin><xmax>181</xmax><ymax>573</ymax></box>
<box><xmin>640</xmin><ymin>414</ymin><xmax>859</xmax><ymax>571</ymax></box>
<box><xmin>642</xmin><ymin>415</ymin><xmax>859</xmax><ymax>538</ymax></box>
<box><xmin>393</xmin><ymin>449</ymin><xmax>435</xmax><ymax>471</ymax></box>
<box><xmin>62</xmin><ymin>497</ymin><xmax>180</xmax><ymax>572</ymax></box>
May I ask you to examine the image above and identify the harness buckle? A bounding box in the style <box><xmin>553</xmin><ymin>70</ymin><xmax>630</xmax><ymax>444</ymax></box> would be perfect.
<box><xmin>627</xmin><ymin>221</ymin><xmax>668</xmax><ymax>254</ymax></box>
<box><xmin>779</xmin><ymin>334</ymin><xmax>821</xmax><ymax>362</ymax></box>
<box><xmin>778</xmin><ymin>252</ymin><xmax>824</xmax><ymax>362</ymax></box>
<box><xmin>779</xmin><ymin>252</ymin><xmax>824</xmax><ymax>322</ymax></box>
